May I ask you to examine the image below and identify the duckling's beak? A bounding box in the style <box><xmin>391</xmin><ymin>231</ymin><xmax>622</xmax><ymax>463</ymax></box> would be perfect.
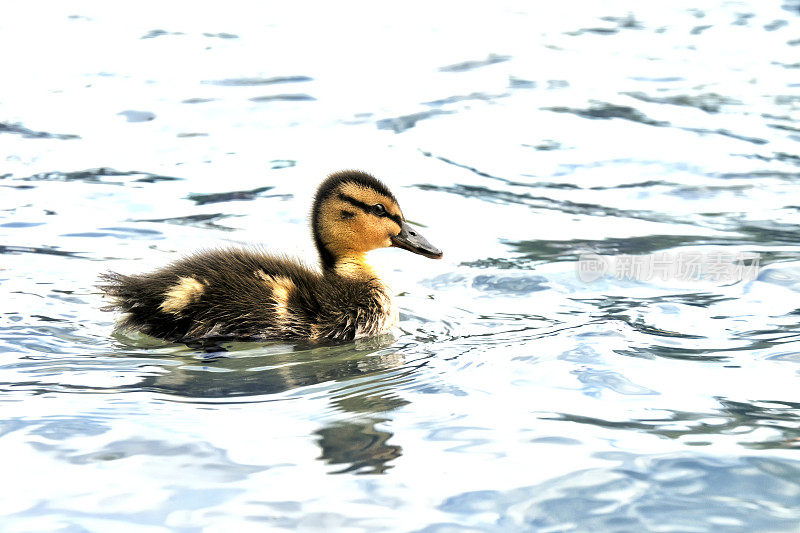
<box><xmin>391</xmin><ymin>221</ymin><xmax>443</xmax><ymax>259</ymax></box>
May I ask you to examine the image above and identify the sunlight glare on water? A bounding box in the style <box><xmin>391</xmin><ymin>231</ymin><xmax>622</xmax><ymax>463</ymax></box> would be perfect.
<box><xmin>2</xmin><ymin>1</ymin><xmax>800</xmax><ymax>531</ymax></box>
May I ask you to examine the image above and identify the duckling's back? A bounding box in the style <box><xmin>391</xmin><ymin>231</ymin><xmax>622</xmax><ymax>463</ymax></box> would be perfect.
<box><xmin>99</xmin><ymin>248</ymin><xmax>392</xmax><ymax>342</ymax></box>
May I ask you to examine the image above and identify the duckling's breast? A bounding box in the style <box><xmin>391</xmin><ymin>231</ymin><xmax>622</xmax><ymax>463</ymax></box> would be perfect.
<box><xmin>355</xmin><ymin>283</ymin><xmax>397</xmax><ymax>338</ymax></box>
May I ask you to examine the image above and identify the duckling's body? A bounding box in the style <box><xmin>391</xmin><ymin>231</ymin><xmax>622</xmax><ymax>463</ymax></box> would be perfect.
<box><xmin>100</xmin><ymin>170</ymin><xmax>441</xmax><ymax>342</ymax></box>
<box><xmin>101</xmin><ymin>248</ymin><xmax>396</xmax><ymax>341</ymax></box>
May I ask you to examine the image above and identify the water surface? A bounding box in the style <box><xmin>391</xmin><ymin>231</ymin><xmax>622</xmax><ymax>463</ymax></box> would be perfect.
<box><xmin>2</xmin><ymin>1</ymin><xmax>800</xmax><ymax>531</ymax></box>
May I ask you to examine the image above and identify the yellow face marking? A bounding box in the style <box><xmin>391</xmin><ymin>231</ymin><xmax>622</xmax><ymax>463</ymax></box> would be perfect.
<box><xmin>317</xmin><ymin>183</ymin><xmax>403</xmax><ymax>262</ymax></box>
<box><xmin>256</xmin><ymin>271</ymin><xmax>295</xmax><ymax>318</ymax></box>
<box><xmin>160</xmin><ymin>277</ymin><xmax>204</xmax><ymax>314</ymax></box>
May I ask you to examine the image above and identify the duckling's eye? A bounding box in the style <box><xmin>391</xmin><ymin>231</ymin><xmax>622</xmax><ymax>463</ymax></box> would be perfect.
<box><xmin>372</xmin><ymin>203</ymin><xmax>386</xmax><ymax>216</ymax></box>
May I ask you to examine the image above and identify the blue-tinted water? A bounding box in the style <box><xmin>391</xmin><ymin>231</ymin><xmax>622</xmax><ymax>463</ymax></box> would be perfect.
<box><xmin>2</xmin><ymin>1</ymin><xmax>800</xmax><ymax>531</ymax></box>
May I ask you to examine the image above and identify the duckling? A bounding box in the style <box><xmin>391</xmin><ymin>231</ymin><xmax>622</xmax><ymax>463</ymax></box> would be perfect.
<box><xmin>99</xmin><ymin>170</ymin><xmax>442</xmax><ymax>342</ymax></box>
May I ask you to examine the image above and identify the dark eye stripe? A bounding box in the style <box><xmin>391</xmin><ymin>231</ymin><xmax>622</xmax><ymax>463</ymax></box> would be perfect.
<box><xmin>386</xmin><ymin>212</ymin><xmax>403</xmax><ymax>226</ymax></box>
<box><xmin>338</xmin><ymin>193</ymin><xmax>403</xmax><ymax>226</ymax></box>
<box><xmin>338</xmin><ymin>193</ymin><xmax>371</xmax><ymax>212</ymax></box>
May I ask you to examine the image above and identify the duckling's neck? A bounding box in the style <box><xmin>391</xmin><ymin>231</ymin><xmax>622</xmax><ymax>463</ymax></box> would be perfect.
<box><xmin>331</xmin><ymin>254</ymin><xmax>379</xmax><ymax>280</ymax></box>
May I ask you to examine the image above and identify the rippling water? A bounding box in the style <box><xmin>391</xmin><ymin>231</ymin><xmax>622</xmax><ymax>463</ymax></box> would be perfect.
<box><xmin>3</xmin><ymin>1</ymin><xmax>800</xmax><ymax>530</ymax></box>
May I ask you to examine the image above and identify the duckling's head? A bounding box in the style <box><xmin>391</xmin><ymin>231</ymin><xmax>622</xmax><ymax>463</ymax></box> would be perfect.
<box><xmin>312</xmin><ymin>170</ymin><xmax>442</xmax><ymax>272</ymax></box>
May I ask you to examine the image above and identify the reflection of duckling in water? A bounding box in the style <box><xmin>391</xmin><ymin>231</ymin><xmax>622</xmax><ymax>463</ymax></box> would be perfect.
<box><xmin>100</xmin><ymin>170</ymin><xmax>442</xmax><ymax>342</ymax></box>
